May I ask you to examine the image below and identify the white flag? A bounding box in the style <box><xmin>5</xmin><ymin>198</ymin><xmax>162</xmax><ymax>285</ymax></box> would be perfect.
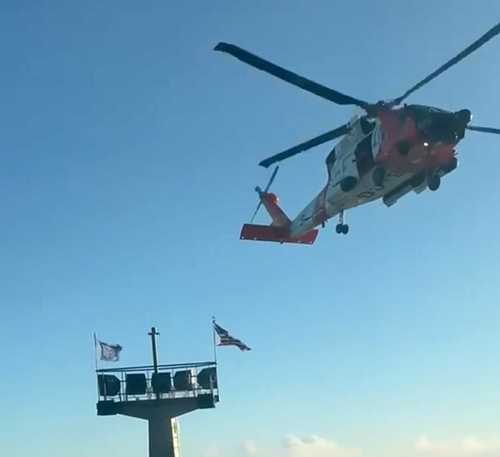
<box><xmin>98</xmin><ymin>340</ymin><xmax>122</xmax><ymax>362</ymax></box>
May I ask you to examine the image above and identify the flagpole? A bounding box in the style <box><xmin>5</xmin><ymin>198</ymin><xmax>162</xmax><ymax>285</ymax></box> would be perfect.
<box><xmin>211</xmin><ymin>316</ymin><xmax>221</xmax><ymax>402</ymax></box>
<box><xmin>93</xmin><ymin>332</ymin><xmax>100</xmax><ymax>400</ymax></box>
<box><xmin>93</xmin><ymin>332</ymin><xmax>99</xmax><ymax>371</ymax></box>
<box><xmin>212</xmin><ymin>316</ymin><xmax>218</xmax><ymax>364</ymax></box>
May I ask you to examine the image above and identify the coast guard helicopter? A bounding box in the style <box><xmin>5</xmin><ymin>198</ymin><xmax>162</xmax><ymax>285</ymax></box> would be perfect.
<box><xmin>215</xmin><ymin>21</ymin><xmax>500</xmax><ymax>245</ymax></box>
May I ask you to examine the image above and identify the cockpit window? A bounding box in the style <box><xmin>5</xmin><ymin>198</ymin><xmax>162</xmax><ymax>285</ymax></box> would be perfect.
<box><xmin>407</xmin><ymin>104</ymin><xmax>450</xmax><ymax>121</ymax></box>
<box><xmin>407</xmin><ymin>105</ymin><xmax>456</xmax><ymax>144</ymax></box>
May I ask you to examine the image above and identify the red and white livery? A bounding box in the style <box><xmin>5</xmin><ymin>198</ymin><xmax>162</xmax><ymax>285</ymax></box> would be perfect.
<box><xmin>215</xmin><ymin>22</ymin><xmax>500</xmax><ymax>244</ymax></box>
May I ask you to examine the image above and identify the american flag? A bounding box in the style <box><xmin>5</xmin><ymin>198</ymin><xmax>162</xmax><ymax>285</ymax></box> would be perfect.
<box><xmin>213</xmin><ymin>321</ymin><xmax>251</xmax><ymax>351</ymax></box>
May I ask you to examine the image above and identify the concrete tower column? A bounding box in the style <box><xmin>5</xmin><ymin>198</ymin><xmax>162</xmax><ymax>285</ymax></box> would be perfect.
<box><xmin>148</xmin><ymin>416</ymin><xmax>179</xmax><ymax>457</ymax></box>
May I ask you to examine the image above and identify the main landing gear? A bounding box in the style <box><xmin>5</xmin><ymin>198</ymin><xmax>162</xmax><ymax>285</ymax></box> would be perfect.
<box><xmin>426</xmin><ymin>158</ymin><xmax>456</xmax><ymax>192</ymax></box>
<box><xmin>427</xmin><ymin>173</ymin><xmax>441</xmax><ymax>191</ymax></box>
<box><xmin>335</xmin><ymin>210</ymin><xmax>349</xmax><ymax>235</ymax></box>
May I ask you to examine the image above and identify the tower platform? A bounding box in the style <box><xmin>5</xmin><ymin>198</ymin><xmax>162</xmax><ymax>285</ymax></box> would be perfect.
<box><xmin>96</xmin><ymin>361</ymin><xmax>218</xmax><ymax>457</ymax></box>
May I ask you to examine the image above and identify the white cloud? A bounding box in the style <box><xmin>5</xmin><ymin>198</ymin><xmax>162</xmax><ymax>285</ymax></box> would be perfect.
<box><xmin>283</xmin><ymin>435</ymin><xmax>362</xmax><ymax>457</ymax></box>
<box><xmin>206</xmin><ymin>432</ymin><xmax>500</xmax><ymax>457</ymax></box>
<box><xmin>416</xmin><ymin>435</ymin><xmax>500</xmax><ymax>456</ymax></box>
<box><xmin>227</xmin><ymin>435</ymin><xmax>360</xmax><ymax>457</ymax></box>
<box><xmin>241</xmin><ymin>440</ymin><xmax>259</xmax><ymax>456</ymax></box>
<box><xmin>202</xmin><ymin>443</ymin><xmax>225</xmax><ymax>457</ymax></box>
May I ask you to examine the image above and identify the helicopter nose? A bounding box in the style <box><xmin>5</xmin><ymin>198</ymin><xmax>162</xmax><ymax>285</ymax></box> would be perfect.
<box><xmin>452</xmin><ymin>109</ymin><xmax>471</xmax><ymax>141</ymax></box>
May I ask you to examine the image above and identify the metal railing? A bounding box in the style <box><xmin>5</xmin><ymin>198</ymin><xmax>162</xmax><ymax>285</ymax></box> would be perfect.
<box><xmin>96</xmin><ymin>361</ymin><xmax>217</xmax><ymax>403</ymax></box>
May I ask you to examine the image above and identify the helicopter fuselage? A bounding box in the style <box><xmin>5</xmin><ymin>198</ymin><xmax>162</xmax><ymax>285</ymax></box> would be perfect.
<box><xmin>289</xmin><ymin>106</ymin><xmax>461</xmax><ymax>237</ymax></box>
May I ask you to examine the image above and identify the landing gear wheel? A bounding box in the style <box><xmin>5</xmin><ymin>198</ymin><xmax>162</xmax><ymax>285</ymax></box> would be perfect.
<box><xmin>336</xmin><ymin>210</ymin><xmax>349</xmax><ymax>235</ymax></box>
<box><xmin>336</xmin><ymin>224</ymin><xmax>349</xmax><ymax>235</ymax></box>
<box><xmin>372</xmin><ymin>167</ymin><xmax>386</xmax><ymax>187</ymax></box>
<box><xmin>428</xmin><ymin>174</ymin><xmax>441</xmax><ymax>191</ymax></box>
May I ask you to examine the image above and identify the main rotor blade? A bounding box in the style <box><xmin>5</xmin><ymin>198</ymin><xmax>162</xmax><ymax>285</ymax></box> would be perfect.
<box><xmin>393</xmin><ymin>21</ymin><xmax>500</xmax><ymax>105</ymax></box>
<box><xmin>466</xmin><ymin>125</ymin><xmax>500</xmax><ymax>134</ymax></box>
<box><xmin>259</xmin><ymin>123</ymin><xmax>350</xmax><ymax>168</ymax></box>
<box><xmin>249</xmin><ymin>200</ymin><xmax>262</xmax><ymax>223</ymax></box>
<box><xmin>215</xmin><ymin>42</ymin><xmax>370</xmax><ymax>109</ymax></box>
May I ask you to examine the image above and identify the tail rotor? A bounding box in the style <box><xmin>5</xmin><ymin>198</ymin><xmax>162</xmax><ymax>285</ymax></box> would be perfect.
<box><xmin>250</xmin><ymin>166</ymin><xmax>279</xmax><ymax>222</ymax></box>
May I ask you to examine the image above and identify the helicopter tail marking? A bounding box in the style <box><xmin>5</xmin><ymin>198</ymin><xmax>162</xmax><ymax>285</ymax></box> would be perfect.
<box><xmin>240</xmin><ymin>224</ymin><xmax>318</xmax><ymax>244</ymax></box>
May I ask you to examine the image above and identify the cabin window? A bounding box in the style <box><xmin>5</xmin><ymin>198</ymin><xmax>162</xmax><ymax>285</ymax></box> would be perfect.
<box><xmin>354</xmin><ymin>134</ymin><xmax>374</xmax><ymax>177</ymax></box>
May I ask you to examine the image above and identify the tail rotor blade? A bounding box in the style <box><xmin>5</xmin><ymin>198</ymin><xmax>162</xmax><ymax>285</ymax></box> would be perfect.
<box><xmin>250</xmin><ymin>200</ymin><xmax>262</xmax><ymax>223</ymax></box>
<box><xmin>264</xmin><ymin>166</ymin><xmax>279</xmax><ymax>192</ymax></box>
<box><xmin>250</xmin><ymin>166</ymin><xmax>279</xmax><ymax>222</ymax></box>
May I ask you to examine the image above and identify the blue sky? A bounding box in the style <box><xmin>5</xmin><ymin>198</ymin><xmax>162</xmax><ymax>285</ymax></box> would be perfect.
<box><xmin>1</xmin><ymin>2</ymin><xmax>500</xmax><ymax>456</ymax></box>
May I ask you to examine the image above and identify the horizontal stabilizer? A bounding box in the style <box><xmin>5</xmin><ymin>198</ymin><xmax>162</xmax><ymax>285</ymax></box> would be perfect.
<box><xmin>240</xmin><ymin>224</ymin><xmax>318</xmax><ymax>245</ymax></box>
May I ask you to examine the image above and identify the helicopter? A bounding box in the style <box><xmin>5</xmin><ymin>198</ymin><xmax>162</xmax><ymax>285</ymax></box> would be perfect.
<box><xmin>215</xmin><ymin>22</ymin><xmax>500</xmax><ymax>245</ymax></box>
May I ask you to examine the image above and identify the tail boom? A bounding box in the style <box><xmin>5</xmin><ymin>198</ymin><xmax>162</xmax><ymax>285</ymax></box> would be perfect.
<box><xmin>242</xmin><ymin>190</ymin><xmax>318</xmax><ymax>244</ymax></box>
